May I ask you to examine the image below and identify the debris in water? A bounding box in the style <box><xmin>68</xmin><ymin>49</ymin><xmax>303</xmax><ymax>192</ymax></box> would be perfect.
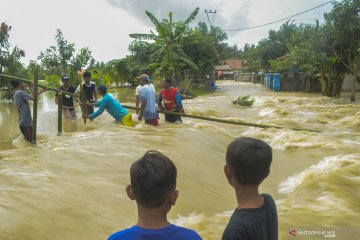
<box><xmin>232</xmin><ymin>96</ymin><xmax>255</xmax><ymax>107</ymax></box>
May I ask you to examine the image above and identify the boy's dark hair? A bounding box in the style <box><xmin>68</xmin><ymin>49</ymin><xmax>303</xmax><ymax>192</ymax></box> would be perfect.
<box><xmin>226</xmin><ymin>137</ymin><xmax>272</xmax><ymax>185</ymax></box>
<box><xmin>10</xmin><ymin>80</ymin><xmax>20</xmax><ymax>89</ymax></box>
<box><xmin>164</xmin><ymin>79</ymin><xmax>172</xmax><ymax>85</ymax></box>
<box><xmin>83</xmin><ymin>71</ymin><xmax>91</xmax><ymax>79</ymax></box>
<box><xmin>130</xmin><ymin>150</ymin><xmax>177</xmax><ymax>208</ymax></box>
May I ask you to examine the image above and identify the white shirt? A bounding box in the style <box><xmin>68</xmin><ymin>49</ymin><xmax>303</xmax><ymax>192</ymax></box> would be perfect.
<box><xmin>136</xmin><ymin>83</ymin><xmax>155</xmax><ymax>96</ymax></box>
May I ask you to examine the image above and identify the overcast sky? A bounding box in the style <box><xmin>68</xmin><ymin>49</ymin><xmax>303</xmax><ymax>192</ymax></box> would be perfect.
<box><xmin>0</xmin><ymin>0</ymin><xmax>333</xmax><ymax>64</ymax></box>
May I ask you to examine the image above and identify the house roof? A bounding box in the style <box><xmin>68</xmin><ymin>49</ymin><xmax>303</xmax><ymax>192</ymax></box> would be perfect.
<box><xmin>214</xmin><ymin>65</ymin><xmax>231</xmax><ymax>71</ymax></box>
<box><xmin>223</xmin><ymin>59</ymin><xmax>244</xmax><ymax>70</ymax></box>
<box><xmin>214</xmin><ymin>59</ymin><xmax>246</xmax><ymax>71</ymax></box>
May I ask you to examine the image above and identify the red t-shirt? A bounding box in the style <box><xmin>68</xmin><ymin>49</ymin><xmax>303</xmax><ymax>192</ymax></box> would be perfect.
<box><xmin>159</xmin><ymin>87</ymin><xmax>178</xmax><ymax>111</ymax></box>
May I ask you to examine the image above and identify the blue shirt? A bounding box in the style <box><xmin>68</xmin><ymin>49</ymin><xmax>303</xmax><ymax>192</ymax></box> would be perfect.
<box><xmin>139</xmin><ymin>84</ymin><xmax>158</xmax><ymax>120</ymax></box>
<box><xmin>89</xmin><ymin>93</ymin><xmax>128</xmax><ymax>121</ymax></box>
<box><xmin>108</xmin><ymin>224</ymin><xmax>202</xmax><ymax>240</ymax></box>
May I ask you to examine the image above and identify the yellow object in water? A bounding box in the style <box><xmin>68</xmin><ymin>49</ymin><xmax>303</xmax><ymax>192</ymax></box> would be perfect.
<box><xmin>122</xmin><ymin>113</ymin><xmax>134</xmax><ymax>127</ymax></box>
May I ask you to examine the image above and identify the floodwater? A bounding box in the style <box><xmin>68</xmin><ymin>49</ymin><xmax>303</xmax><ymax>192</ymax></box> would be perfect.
<box><xmin>0</xmin><ymin>81</ymin><xmax>359</xmax><ymax>240</ymax></box>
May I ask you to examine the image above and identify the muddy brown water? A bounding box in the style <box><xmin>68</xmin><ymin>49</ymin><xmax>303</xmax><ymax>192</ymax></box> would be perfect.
<box><xmin>0</xmin><ymin>81</ymin><xmax>359</xmax><ymax>240</ymax></box>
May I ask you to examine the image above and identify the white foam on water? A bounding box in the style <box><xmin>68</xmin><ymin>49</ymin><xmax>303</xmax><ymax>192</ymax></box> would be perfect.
<box><xmin>276</xmin><ymin>154</ymin><xmax>360</xmax><ymax>239</ymax></box>
<box><xmin>11</xmin><ymin>135</ymin><xmax>32</xmax><ymax>148</ymax></box>
<box><xmin>278</xmin><ymin>154</ymin><xmax>360</xmax><ymax>194</ymax></box>
<box><xmin>171</xmin><ymin>211</ymin><xmax>233</xmax><ymax>239</ymax></box>
<box><xmin>242</xmin><ymin>128</ymin><xmax>344</xmax><ymax>150</ymax></box>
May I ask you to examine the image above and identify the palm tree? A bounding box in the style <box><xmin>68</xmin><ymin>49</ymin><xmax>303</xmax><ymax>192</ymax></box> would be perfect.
<box><xmin>130</xmin><ymin>8</ymin><xmax>200</xmax><ymax>79</ymax></box>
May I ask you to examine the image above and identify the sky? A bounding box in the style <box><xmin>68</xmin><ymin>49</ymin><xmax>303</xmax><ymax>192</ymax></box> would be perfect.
<box><xmin>0</xmin><ymin>0</ymin><xmax>333</xmax><ymax>65</ymax></box>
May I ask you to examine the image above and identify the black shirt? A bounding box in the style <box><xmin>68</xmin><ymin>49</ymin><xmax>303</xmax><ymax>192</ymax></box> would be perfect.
<box><xmin>82</xmin><ymin>82</ymin><xmax>96</xmax><ymax>101</ymax></box>
<box><xmin>222</xmin><ymin>194</ymin><xmax>278</xmax><ymax>240</ymax></box>
<box><xmin>56</xmin><ymin>86</ymin><xmax>75</xmax><ymax>108</ymax></box>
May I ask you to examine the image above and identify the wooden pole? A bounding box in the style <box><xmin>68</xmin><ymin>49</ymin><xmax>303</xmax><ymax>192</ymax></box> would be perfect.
<box><xmin>57</xmin><ymin>93</ymin><xmax>63</xmax><ymax>135</ymax></box>
<box><xmin>31</xmin><ymin>69</ymin><xmax>39</xmax><ymax>144</ymax></box>
<box><xmin>121</xmin><ymin>104</ymin><xmax>320</xmax><ymax>133</ymax></box>
<box><xmin>0</xmin><ymin>74</ymin><xmax>76</xmax><ymax>97</ymax></box>
<box><xmin>79</xmin><ymin>83</ymin><xmax>87</xmax><ymax>124</ymax></box>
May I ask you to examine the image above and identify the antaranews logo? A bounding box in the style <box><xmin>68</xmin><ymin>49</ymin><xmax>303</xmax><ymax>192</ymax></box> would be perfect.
<box><xmin>289</xmin><ymin>229</ymin><xmax>297</xmax><ymax>237</ymax></box>
<box><xmin>288</xmin><ymin>228</ymin><xmax>336</xmax><ymax>238</ymax></box>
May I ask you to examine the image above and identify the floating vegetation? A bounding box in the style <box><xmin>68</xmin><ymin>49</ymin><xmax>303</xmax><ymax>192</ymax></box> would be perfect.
<box><xmin>232</xmin><ymin>95</ymin><xmax>255</xmax><ymax>107</ymax></box>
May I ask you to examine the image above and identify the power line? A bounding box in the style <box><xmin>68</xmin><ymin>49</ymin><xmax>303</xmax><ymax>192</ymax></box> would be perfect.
<box><xmin>223</xmin><ymin>1</ymin><xmax>332</xmax><ymax>32</ymax></box>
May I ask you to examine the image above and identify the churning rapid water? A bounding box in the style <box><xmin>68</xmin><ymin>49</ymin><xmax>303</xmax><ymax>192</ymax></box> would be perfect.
<box><xmin>0</xmin><ymin>81</ymin><xmax>359</xmax><ymax>240</ymax></box>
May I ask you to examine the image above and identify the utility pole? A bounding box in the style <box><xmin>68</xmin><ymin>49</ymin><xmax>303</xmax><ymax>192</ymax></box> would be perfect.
<box><xmin>32</xmin><ymin>67</ymin><xmax>39</xmax><ymax>144</ymax></box>
<box><xmin>205</xmin><ymin>9</ymin><xmax>216</xmax><ymax>29</ymax></box>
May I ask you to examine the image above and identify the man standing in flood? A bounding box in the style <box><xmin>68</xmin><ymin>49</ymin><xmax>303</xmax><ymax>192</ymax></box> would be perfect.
<box><xmin>10</xmin><ymin>80</ymin><xmax>47</xmax><ymax>143</ymax></box>
<box><xmin>55</xmin><ymin>75</ymin><xmax>77</xmax><ymax>120</ymax></box>
<box><xmin>135</xmin><ymin>74</ymin><xmax>156</xmax><ymax>115</ymax></box>
<box><xmin>158</xmin><ymin>79</ymin><xmax>184</xmax><ymax>123</ymax></box>
<box><xmin>138</xmin><ymin>75</ymin><xmax>158</xmax><ymax>126</ymax></box>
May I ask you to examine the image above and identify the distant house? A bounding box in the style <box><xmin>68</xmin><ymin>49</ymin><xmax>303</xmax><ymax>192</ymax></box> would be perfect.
<box><xmin>214</xmin><ymin>64</ymin><xmax>231</xmax><ymax>71</ymax></box>
<box><xmin>214</xmin><ymin>59</ymin><xmax>246</xmax><ymax>71</ymax></box>
<box><xmin>222</xmin><ymin>59</ymin><xmax>246</xmax><ymax>70</ymax></box>
<box><xmin>214</xmin><ymin>59</ymin><xmax>249</xmax><ymax>80</ymax></box>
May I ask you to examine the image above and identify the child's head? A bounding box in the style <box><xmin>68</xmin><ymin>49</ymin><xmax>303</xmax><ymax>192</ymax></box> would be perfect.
<box><xmin>61</xmin><ymin>75</ymin><xmax>70</xmax><ymax>87</ymax></box>
<box><xmin>10</xmin><ymin>80</ymin><xmax>23</xmax><ymax>89</ymax></box>
<box><xmin>162</xmin><ymin>79</ymin><xmax>172</xmax><ymax>89</ymax></box>
<box><xmin>83</xmin><ymin>71</ymin><xmax>91</xmax><ymax>81</ymax></box>
<box><xmin>225</xmin><ymin>137</ymin><xmax>272</xmax><ymax>187</ymax></box>
<box><xmin>126</xmin><ymin>150</ymin><xmax>178</xmax><ymax>210</ymax></box>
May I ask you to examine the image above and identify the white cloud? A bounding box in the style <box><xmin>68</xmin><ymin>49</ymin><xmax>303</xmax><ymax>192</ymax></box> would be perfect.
<box><xmin>108</xmin><ymin>0</ymin><xmax>251</xmax><ymax>28</ymax></box>
<box><xmin>0</xmin><ymin>0</ymin><xmax>333</xmax><ymax>64</ymax></box>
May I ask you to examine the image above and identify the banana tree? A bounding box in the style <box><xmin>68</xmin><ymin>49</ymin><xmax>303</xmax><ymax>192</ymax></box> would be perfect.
<box><xmin>130</xmin><ymin>8</ymin><xmax>200</xmax><ymax>79</ymax></box>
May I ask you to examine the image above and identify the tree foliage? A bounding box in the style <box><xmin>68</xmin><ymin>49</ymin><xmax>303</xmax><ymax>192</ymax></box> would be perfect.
<box><xmin>38</xmin><ymin>29</ymin><xmax>94</xmax><ymax>84</ymax></box>
<box><xmin>0</xmin><ymin>23</ymin><xmax>26</xmax><ymax>100</ymax></box>
<box><xmin>240</xmin><ymin>0</ymin><xmax>360</xmax><ymax>100</ymax></box>
<box><xmin>130</xmin><ymin>8</ymin><xmax>201</xmax><ymax>79</ymax></box>
<box><xmin>324</xmin><ymin>0</ymin><xmax>360</xmax><ymax>101</ymax></box>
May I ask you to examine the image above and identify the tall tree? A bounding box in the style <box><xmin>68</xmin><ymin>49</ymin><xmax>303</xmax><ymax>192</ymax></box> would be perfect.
<box><xmin>38</xmin><ymin>29</ymin><xmax>94</xmax><ymax>79</ymax></box>
<box><xmin>0</xmin><ymin>22</ymin><xmax>26</xmax><ymax>100</ymax></box>
<box><xmin>324</xmin><ymin>0</ymin><xmax>360</xmax><ymax>102</ymax></box>
<box><xmin>38</xmin><ymin>29</ymin><xmax>75</xmax><ymax>73</ymax></box>
<box><xmin>0</xmin><ymin>22</ymin><xmax>26</xmax><ymax>76</ymax></box>
<box><xmin>182</xmin><ymin>27</ymin><xmax>219</xmax><ymax>74</ymax></box>
<box><xmin>129</xmin><ymin>8</ymin><xmax>200</xmax><ymax>79</ymax></box>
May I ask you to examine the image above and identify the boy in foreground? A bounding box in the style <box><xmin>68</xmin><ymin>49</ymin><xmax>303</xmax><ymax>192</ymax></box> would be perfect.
<box><xmin>83</xmin><ymin>85</ymin><xmax>133</xmax><ymax>127</ymax></box>
<box><xmin>223</xmin><ymin>137</ymin><xmax>278</xmax><ymax>240</ymax></box>
<box><xmin>10</xmin><ymin>80</ymin><xmax>47</xmax><ymax>143</ymax></box>
<box><xmin>108</xmin><ymin>150</ymin><xmax>202</xmax><ymax>240</ymax></box>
